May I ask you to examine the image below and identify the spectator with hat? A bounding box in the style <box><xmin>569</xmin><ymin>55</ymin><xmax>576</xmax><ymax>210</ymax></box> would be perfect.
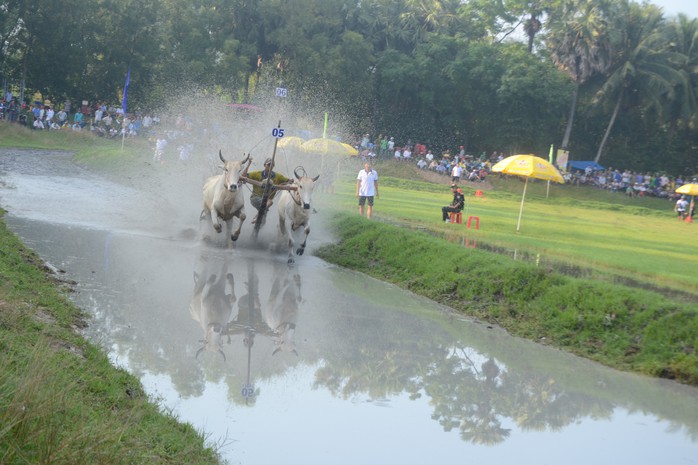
<box><xmin>442</xmin><ymin>183</ymin><xmax>465</xmax><ymax>223</ymax></box>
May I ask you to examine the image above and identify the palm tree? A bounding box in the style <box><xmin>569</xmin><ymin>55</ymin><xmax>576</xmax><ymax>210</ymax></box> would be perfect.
<box><xmin>546</xmin><ymin>0</ymin><xmax>616</xmax><ymax>150</ymax></box>
<box><xmin>665</xmin><ymin>13</ymin><xmax>698</xmax><ymax>128</ymax></box>
<box><xmin>592</xmin><ymin>2</ymin><xmax>685</xmax><ymax>164</ymax></box>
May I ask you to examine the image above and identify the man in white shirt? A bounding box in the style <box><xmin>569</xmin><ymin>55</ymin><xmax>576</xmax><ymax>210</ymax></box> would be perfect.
<box><xmin>451</xmin><ymin>163</ymin><xmax>463</xmax><ymax>183</ymax></box>
<box><xmin>356</xmin><ymin>162</ymin><xmax>379</xmax><ymax>220</ymax></box>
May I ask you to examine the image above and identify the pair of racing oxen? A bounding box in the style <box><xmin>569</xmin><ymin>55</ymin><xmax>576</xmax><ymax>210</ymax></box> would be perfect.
<box><xmin>200</xmin><ymin>150</ymin><xmax>320</xmax><ymax>264</ymax></box>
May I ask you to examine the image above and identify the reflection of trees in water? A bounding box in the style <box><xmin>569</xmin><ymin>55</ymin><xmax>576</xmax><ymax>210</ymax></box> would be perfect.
<box><xmin>501</xmin><ymin>371</ymin><xmax>612</xmax><ymax>433</ymax></box>
<box><xmin>313</xmin><ymin>312</ymin><xmax>622</xmax><ymax>447</ymax></box>
<box><xmin>425</xmin><ymin>353</ymin><xmax>510</xmax><ymax>445</ymax></box>
<box><xmin>313</xmin><ymin>303</ymin><xmax>437</xmax><ymax>401</ymax></box>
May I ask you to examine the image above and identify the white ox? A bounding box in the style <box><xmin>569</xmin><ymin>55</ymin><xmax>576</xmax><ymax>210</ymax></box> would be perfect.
<box><xmin>263</xmin><ymin>265</ymin><xmax>302</xmax><ymax>355</ymax></box>
<box><xmin>276</xmin><ymin>168</ymin><xmax>320</xmax><ymax>264</ymax></box>
<box><xmin>190</xmin><ymin>255</ymin><xmax>236</xmax><ymax>361</ymax></box>
<box><xmin>201</xmin><ymin>151</ymin><xmax>250</xmax><ymax>243</ymax></box>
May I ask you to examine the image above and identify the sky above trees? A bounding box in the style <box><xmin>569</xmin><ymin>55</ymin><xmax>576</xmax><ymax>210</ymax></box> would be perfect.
<box><xmin>652</xmin><ymin>0</ymin><xmax>698</xmax><ymax>19</ymax></box>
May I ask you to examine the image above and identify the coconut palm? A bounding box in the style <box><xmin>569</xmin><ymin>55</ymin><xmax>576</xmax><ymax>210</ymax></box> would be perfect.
<box><xmin>665</xmin><ymin>13</ymin><xmax>698</xmax><ymax>127</ymax></box>
<box><xmin>546</xmin><ymin>0</ymin><xmax>616</xmax><ymax>150</ymax></box>
<box><xmin>592</xmin><ymin>2</ymin><xmax>685</xmax><ymax>164</ymax></box>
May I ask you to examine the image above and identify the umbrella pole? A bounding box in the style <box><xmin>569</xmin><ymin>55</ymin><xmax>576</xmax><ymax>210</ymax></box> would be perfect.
<box><xmin>516</xmin><ymin>177</ymin><xmax>528</xmax><ymax>232</ymax></box>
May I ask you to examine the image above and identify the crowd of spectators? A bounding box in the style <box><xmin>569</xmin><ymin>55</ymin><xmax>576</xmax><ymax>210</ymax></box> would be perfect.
<box><xmin>352</xmin><ymin>132</ymin><xmax>694</xmax><ymax>203</ymax></box>
<box><xmin>0</xmin><ymin>90</ymin><xmax>158</xmax><ymax>139</ymax></box>
<box><xmin>562</xmin><ymin>165</ymin><xmax>696</xmax><ymax>200</ymax></box>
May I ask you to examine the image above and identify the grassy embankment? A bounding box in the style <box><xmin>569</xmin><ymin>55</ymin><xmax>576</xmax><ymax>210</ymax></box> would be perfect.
<box><xmin>314</xmin><ymin>159</ymin><xmax>698</xmax><ymax>385</ymax></box>
<box><xmin>0</xmin><ymin>125</ymin><xmax>220</xmax><ymax>464</ymax></box>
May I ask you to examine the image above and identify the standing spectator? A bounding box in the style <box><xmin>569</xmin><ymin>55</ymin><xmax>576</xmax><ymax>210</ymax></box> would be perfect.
<box><xmin>379</xmin><ymin>135</ymin><xmax>388</xmax><ymax>158</ymax></box>
<box><xmin>442</xmin><ymin>184</ymin><xmax>465</xmax><ymax>222</ymax></box>
<box><xmin>154</xmin><ymin>135</ymin><xmax>168</xmax><ymax>164</ymax></box>
<box><xmin>388</xmin><ymin>136</ymin><xmax>395</xmax><ymax>154</ymax></box>
<box><xmin>451</xmin><ymin>162</ymin><xmax>463</xmax><ymax>183</ymax></box>
<box><xmin>7</xmin><ymin>98</ymin><xmax>17</xmax><ymax>122</ymax></box>
<box><xmin>63</xmin><ymin>98</ymin><xmax>72</xmax><ymax>119</ymax></box>
<box><xmin>675</xmin><ymin>196</ymin><xmax>689</xmax><ymax>220</ymax></box>
<box><xmin>94</xmin><ymin>105</ymin><xmax>104</xmax><ymax>124</ymax></box>
<box><xmin>57</xmin><ymin>107</ymin><xmax>68</xmax><ymax>126</ymax></box>
<box><xmin>45</xmin><ymin>106</ymin><xmax>55</xmax><ymax>127</ymax></box>
<box><xmin>73</xmin><ymin>108</ymin><xmax>84</xmax><ymax>128</ymax></box>
<box><xmin>356</xmin><ymin>162</ymin><xmax>379</xmax><ymax>220</ymax></box>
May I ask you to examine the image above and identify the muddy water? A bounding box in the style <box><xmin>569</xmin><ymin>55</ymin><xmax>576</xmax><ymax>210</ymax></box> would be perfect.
<box><xmin>1</xmin><ymin>148</ymin><xmax>697</xmax><ymax>465</ymax></box>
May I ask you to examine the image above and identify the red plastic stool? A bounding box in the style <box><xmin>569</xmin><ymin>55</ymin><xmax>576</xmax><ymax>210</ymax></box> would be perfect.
<box><xmin>449</xmin><ymin>211</ymin><xmax>463</xmax><ymax>224</ymax></box>
<box><xmin>467</xmin><ymin>216</ymin><xmax>480</xmax><ymax>229</ymax></box>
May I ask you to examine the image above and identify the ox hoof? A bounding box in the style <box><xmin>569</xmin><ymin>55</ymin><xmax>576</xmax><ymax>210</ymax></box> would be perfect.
<box><xmin>287</xmin><ymin>257</ymin><xmax>295</xmax><ymax>264</ymax></box>
<box><xmin>214</xmin><ymin>225</ymin><xmax>222</xmax><ymax>233</ymax></box>
<box><xmin>231</xmin><ymin>233</ymin><xmax>240</xmax><ymax>242</ymax></box>
<box><xmin>296</xmin><ymin>247</ymin><xmax>305</xmax><ymax>256</ymax></box>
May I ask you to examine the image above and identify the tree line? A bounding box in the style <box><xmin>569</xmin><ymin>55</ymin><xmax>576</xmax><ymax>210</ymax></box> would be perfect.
<box><xmin>1</xmin><ymin>0</ymin><xmax>697</xmax><ymax>175</ymax></box>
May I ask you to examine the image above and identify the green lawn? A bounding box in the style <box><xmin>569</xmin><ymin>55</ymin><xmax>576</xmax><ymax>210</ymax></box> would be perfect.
<box><xmin>324</xmin><ymin>159</ymin><xmax>697</xmax><ymax>298</ymax></box>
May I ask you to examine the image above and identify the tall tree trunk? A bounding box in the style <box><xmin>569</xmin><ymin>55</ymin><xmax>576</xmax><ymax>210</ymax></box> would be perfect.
<box><xmin>594</xmin><ymin>90</ymin><xmax>623</xmax><ymax>164</ymax></box>
<box><xmin>561</xmin><ymin>82</ymin><xmax>579</xmax><ymax>149</ymax></box>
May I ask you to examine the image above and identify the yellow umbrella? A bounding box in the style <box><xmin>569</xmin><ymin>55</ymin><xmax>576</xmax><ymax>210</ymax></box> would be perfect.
<box><xmin>492</xmin><ymin>154</ymin><xmax>565</xmax><ymax>232</ymax></box>
<box><xmin>340</xmin><ymin>142</ymin><xmax>359</xmax><ymax>156</ymax></box>
<box><xmin>277</xmin><ymin>136</ymin><xmax>305</xmax><ymax>151</ymax></box>
<box><xmin>676</xmin><ymin>183</ymin><xmax>698</xmax><ymax>196</ymax></box>
<box><xmin>301</xmin><ymin>138</ymin><xmax>357</xmax><ymax>156</ymax></box>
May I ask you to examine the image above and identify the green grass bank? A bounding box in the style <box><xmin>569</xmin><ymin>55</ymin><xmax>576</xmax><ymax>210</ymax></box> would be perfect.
<box><xmin>0</xmin><ymin>124</ymin><xmax>220</xmax><ymax>464</ymax></box>
<box><xmin>0</xmin><ymin>212</ymin><xmax>220</xmax><ymax>464</ymax></box>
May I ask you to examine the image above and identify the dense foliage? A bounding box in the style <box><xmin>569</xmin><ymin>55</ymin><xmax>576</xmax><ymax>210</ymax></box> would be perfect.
<box><xmin>1</xmin><ymin>0</ymin><xmax>697</xmax><ymax>174</ymax></box>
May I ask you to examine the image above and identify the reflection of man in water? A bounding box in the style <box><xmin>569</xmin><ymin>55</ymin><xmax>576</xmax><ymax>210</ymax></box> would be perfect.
<box><xmin>227</xmin><ymin>261</ymin><xmax>303</xmax><ymax>355</ymax></box>
<box><xmin>227</xmin><ymin>262</ymin><xmax>267</xmax><ymax>342</ymax></box>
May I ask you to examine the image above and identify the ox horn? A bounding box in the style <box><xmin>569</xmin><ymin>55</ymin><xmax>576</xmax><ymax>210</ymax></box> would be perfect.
<box><xmin>242</xmin><ymin>153</ymin><xmax>250</xmax><ymax>164</ymax></box>
<box><xmin>312</xmin><ymin>174</ymin><xmax>320</xmax><ymax>182</ymax></box>
<box><xmin>195</xmin><ymin>345</ymin><xmax>227</xmax><ymax>362</ymax></box>
<box><xmin>294</xmin><ymin>166</ymin><xmax>307</xmax><ymax>180</ymax></box>
<box><xmin>219</xmin><ymin>150</ymin><xmax>227</xmax><ymax>163</ymax></box>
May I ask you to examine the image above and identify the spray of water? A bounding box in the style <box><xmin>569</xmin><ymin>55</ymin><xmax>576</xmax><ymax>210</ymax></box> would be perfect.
<box><xmin>123</xmin><ymin>85</ymin><xmax>354</xmax><ymax>252</ymax></box>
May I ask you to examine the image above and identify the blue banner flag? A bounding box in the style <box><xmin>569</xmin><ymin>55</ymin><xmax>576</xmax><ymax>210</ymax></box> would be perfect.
<box><xmin>122</xmin><ymin>68</ymin><xmax>131</xmax><ymax>115</ymax></box>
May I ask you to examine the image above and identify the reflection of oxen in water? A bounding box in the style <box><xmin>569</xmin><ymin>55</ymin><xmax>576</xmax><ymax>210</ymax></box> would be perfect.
<box><xmin>189</xmin><ymin>254</ymin><xmax>236</xmax><ymax>361</ymax></box>
<box><xmin>264</xmin><ymin>264</ymin><xmax>302</xmax><ymax>355</ymax></box>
